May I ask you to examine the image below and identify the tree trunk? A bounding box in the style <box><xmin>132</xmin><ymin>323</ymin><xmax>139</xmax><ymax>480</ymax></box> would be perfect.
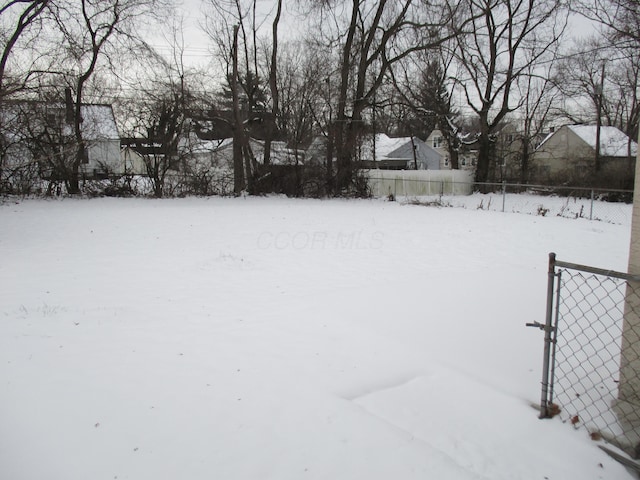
<box><xmin>450</xmin><ymin>149</ymin><xmax>459</xmax><ymax>170</ymax></box>
<box><xmin>325</xmin><ymin>129</ymin><xmax>335</xmax><ymax>195</ymax></box>
<box><xmin>410</xmin><ymin>136</ymin><xmax>418</xmax><ymax>169</ymax></box>
<box><xmin>475</xmin><ymin>127</ymin><xmax>492</xmax><ymax>186</ymax></box>
<box><xmin>68</xmin><ymin>163</ymin><xmax>81</xmax><ymax>194</ymax></box>
<box><xmin>232</xmin><ymin>25</ymin><xmax>245</xmax><ymax>195</ymax></box>
<box><xmin>336</xmin><ymin>117</ymin><xmax>363</xmax><ymax>192</ymax></box>
<box><xmin>520</xmin><ymin>139</ymin><xmax>530</xmax><ymax>185</ymax></box>
<box><xmin>263</xmin><ymin>0</ymin><xmax>282</xmax><ymax>171</ymax></box>
<box><xmin>333</xmin><ymin>0</ymin><xmax>359</xmax><ymax>193</ymax></box>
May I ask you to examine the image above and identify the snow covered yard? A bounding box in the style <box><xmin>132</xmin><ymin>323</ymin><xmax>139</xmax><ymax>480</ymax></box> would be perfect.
<box><xmin>0</xmin><ymin>196</ymin><xmax>635</xmax><ymax>480</ymax></box>
<box><xmin>396</xmin><ymin>192</ymin><xmax>633</xmax><ymax>225</ymax></box>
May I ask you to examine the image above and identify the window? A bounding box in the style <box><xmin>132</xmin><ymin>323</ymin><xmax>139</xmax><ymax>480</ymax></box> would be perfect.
<box><xmin>461</xmin><ymin>157</ymin><xmax>467</xmax><ymax>166</ymax></box>
<box><xmin>433</xmin><ymin>136</ymin><xmax>443</xmax><ymax>148</ymax></box>
<box><xmin>444</xmin><ymin>156</ymin><xmax>449</xmax><ymax>166</ymax></box>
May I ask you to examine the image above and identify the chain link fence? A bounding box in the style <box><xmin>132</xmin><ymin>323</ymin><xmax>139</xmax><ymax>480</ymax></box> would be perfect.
<box><xmin>532</xmin><ymin>254</ymin><xmax>640</xmax><ymax>457</ymax></box>
<box><xmin>367</xmin><ymin>176</ymin><xmax>633</xmax><ymax>225</ymax></box>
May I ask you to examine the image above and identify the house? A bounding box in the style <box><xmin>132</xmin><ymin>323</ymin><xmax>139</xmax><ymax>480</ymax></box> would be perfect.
<box><xmin>360</xmin><ymin>134</ymin><xmax>442</xmax><ymax>170</ymax></box>
<box><xmin>120</xmin><ymin>143</ymin><xmax>147</xmax><ymax>175</ymax></box>
<box><xmin>192</xmin><ymin>137</ymin><xmax>305</xmax><ymax>195</ymax></box>
<box><xmin>426</xmin><ymin>128</ymin><xmax>479</xmax><ymax>171</ymax></box>
<box><xmin>75</xmin><ymin>104</ymin><xmax>121</xmax><ymax>177</ymax></box>
<box><xmin>425</xmin><ymin>128</ymin><xmax>451</xmax><ymax>169</ymax></box>
<box><xmin>197</xmin><ymin>137</ymin><xmax>304</xmax><ymax>168</ymax></box>
<box><xmin>530</xmin><ymin>124</ymin><xmax>637</xmax><ymax>188</ymax></box>
<box><xmin>1</xmin><ymin>101</ymin><xmax>121</xmax><ymax>181</ymax></box>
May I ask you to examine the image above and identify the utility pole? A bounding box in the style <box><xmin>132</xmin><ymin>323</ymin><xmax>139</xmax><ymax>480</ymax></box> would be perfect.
<box><xmin>594</xmin><ymin>63</ymin><xmax>605</xmax><ymax>173</ymax></box>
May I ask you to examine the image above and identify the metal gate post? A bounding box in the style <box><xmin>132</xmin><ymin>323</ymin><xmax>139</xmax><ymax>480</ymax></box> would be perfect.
<box><xmin>539</xmin><ymin>252</ymin><xmax>557</xmax><ymax>418</ymax></box>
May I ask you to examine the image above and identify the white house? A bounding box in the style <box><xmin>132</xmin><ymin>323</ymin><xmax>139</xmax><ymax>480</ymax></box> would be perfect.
<box><xmin>76</xmin><ymin>104</ymin><xmax>121</xmax><ymax>177</ymax></box>
<box><xmin>1</xmin><ymin>101</ymin><xmax>121</xmax><ymax>180</ymax></box>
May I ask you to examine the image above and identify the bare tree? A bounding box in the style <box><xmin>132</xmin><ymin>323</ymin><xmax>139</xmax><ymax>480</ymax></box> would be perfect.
<box><xmin>451</xmin><ymin>0</ymin><xmax>567</xmax><ymax>184</ymax></box>
<box><xmin>576</xmin><ymin>0</ymin><xmax>640</xmax><ymax>47</ymax></box>
<box><xmin>609</xmin><ymin>50</ymin><xmax>640</xmax><ymax>145</ymax></box>
<box><xmin>309</xmin><ymin>0</ymin><xmax>472</xmax><ymax>194</ymax></box>
<box><xmin>203</xmin><ymin>0</ymin><xmax>267</xmax><ymax>193</ymax></box>
<box><xmin>276</xmin><ymin>42</ymin><xmax>326</xmax><ymax>151</ymax></box>
<box><xmin>556</xmin><ymin>37</ymin><xmax>639</xmax><ymax>170</ymax></box>
<box><xmin>0</xmin><ymin>1</ymin><xmax>49</xmax><ymax>193</ymax></box>
<box><xmin>515</xmin><ymin>64</ymin><xmax>560</xmax><ymax>183</ymax></box>
<box><xmin>49</xmin><ymin>0</ymin><xmax>162</xmax><ymax>193</ymax></box>
<box><xmin>554</xmin><ymin>38</ymin><xmax>611</xmax><ymax>125</ymax></box>
<box><xmin>132</xmin><ymin>93</ymin><xmax>185</xmax><ymax>197</ymax></box>
<box><xmin>117</xmin><ymin>15</ymin><xmax>206</xmax><ymax>198</ymax></box>
<box><xmin>231</xmin><ymin>23</ymin><xmax>246</xmax><ymax>194</ymax></box>
<box><xmin>390</xmin><ymin>51</ymin><xmax>460</xmax><ymax>168</ymax></box>
<box><xmin>0</xmin><ymin>0</ymin><xmax>49</xmax><ymax>98</ymax></box>
<box><xmin>0</xmin><ymin>99</ymin><xmax>60</xmax><ymax>193</ymax></box>
<box><xmin>262</xmin><ymin>0</ymin><xmax>282</xmax><ymax>167</ymax></box>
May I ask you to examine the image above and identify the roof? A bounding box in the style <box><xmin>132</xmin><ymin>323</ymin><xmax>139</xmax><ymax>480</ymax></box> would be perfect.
<box><xmin>387</xmin><ymin>139</ymin><xmax>441</xmax><ymax>162</ymax></box>
<box><xmin>178</xmin><ymin>134</ymin><xmax>230</xmax><ymax>154</ymax></box>
<box><xmin>568</xmin><ymin>125</ymin><xmax>636</xmax><ymax>157</ymax></box>
<box><xmin>195</xmin><ymin>137</ymin><xmax>304</xmax><ymax>166</ymax></box>
<box><xmin>79</xmin><ymin>104</ymin><xmax>119</xmax><ymax>140</ymax></box>
<box><xmin>374</xmin><ymin>134</ymin><xmax>414</xmax><ymax>157</ymax></box>
<box><xmin>1</xmin><ymin>101</ymin><xmax>119</xmax><ymax>141</ymax></box>
<box><xmin>362</xmin><ymin>134</ymin><xmax>431</xmax><ymax>161</ymax></box>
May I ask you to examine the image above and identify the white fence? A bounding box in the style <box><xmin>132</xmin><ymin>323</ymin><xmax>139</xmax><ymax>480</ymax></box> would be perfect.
<box><xmin>364</xmin><ymin>169</ymin><xmax>475</xmax><ymax>197</ymax></box>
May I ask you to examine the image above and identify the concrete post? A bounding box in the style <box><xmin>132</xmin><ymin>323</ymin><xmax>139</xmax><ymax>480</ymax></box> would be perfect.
<box><xmin>617</xmin><ymin>129</ymin><xmax>640</xmax><ymax>455</ymax></box>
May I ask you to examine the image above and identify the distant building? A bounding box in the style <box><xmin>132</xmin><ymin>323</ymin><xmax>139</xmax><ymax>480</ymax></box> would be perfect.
<box><xmin>2</xmin><ymin>101</ymin><xmax>121</xmax><ymax>182</ymax></box>
<box><xmin>426</xmin><ymin>128</ymin><xmax>479</xmax><ymax>171</ymax></box>
<box><xmin>531</xmin><ymin>125</ymin><xmax>637</xmax><ymax>189</ymax></box>
<box><xmin>194</xmin><ymin>137</ymin><xmax>303</xmax><ymax>168</ymax></box>
<box><xmin>359</xmin><ymin>134</ymin><xmax>442</xmax><ymax>170</ymax></box>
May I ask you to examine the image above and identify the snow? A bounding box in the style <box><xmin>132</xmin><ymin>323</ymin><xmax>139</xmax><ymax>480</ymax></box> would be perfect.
<box><xmin>0</xmin><ymin>196</ymin><xmax>636</xmax><ymax>480</ymax></box>
<box><xmin>568</xmin><ymin>125</ymin><xmax>637</xmax><ymax>158</ymax></box>
<box><xmin>371</xmin><ymin>134</ymin><xmax>414</xmax><ymax>157</ymax></box>
<box><xmin>394</xmin><ymin>191</ymin><xmax>632</xmax><ymax>225</ymax></box>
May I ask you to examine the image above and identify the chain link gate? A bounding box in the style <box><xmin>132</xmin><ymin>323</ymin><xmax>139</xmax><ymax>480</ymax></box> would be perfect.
<box><xmin>530</xmin><ymin>253</ymin><xmax>640</xmax><ymax>457</ymax></box>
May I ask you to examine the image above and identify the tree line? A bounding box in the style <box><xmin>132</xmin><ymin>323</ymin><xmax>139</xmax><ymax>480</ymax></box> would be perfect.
<box><xmin>1</xmin><ymin>0</ymin><xmax>639</xmax><ymax>197</ymax></box>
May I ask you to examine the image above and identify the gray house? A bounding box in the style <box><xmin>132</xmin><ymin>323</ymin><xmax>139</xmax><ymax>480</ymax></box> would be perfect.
<box><xmin>360</xmin><ymin>134</ymin><xmax>442</xmax><ymax>170</ymax></box>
